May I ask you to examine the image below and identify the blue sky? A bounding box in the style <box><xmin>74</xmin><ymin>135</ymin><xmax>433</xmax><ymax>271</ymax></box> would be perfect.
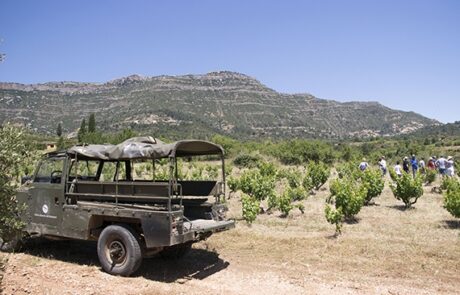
<box><xmin>1</xmin><ymin>0</ymin><xmax>459</xmax><ymax>123</ymax></box>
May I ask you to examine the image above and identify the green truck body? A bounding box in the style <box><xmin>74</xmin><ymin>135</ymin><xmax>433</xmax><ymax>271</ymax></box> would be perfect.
<box><xmin>15</xmin><ymin>137</ymin><xmax>234</xmax><ymax>276</ymax></box>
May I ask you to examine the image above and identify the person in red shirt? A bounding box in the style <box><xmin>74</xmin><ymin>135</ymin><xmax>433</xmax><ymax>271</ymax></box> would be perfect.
<box><xmin>427</xmin><ymin>157</ymin><xmax>436</xmax><ymax>170</ymax></box>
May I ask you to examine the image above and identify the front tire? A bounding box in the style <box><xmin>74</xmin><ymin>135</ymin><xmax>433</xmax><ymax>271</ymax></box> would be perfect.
<box><xmin>0</xmin><ymin>236</ymin><xmax>24</xmax><ymax>253</ymax></box>
<box><xmin>97</xmin><ymin>225</ymin><xmax>143</xmax><ymax>276</ymax></box>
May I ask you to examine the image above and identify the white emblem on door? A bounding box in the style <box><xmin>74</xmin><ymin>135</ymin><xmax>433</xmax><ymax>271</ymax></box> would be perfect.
<box><xmin>42</xmin><ymin>204</ymin><xmax>49</xmax><ymax>214</ymax></box>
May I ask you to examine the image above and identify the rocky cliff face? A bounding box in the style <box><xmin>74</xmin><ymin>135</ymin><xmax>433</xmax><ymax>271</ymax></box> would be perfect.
<box><xmin>0</xmin><ymin>71</ymin><xmax>439</xmax><ymax>139</ymax></box>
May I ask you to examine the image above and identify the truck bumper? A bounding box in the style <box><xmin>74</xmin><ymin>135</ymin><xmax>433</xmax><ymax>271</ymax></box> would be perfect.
<box><xmin>142</xmin><ymin>217</ymin><xmax>235</xmax><ymax>249</ymax></box>
<box><xmin>184</xmin><ymin>219</ymin><xmax>235</xmax><ymax>235</ymax></box>
<box><xmin>171</xmin><ymin>219</ymin><xmax>235</xmax><ymax>246</ymax></box>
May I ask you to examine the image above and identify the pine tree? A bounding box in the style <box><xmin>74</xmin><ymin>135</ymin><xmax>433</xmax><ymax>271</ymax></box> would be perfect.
<box><xmin>78</xmin><ymin>118</ymin><xmax>87</xmax><ymax>142</ymax></box>
<box><xmin>88</xmin><ymin>113</ymin><xmax>96</xmax><ymax>133</ymax></box>
<box><xmin>56</xmin><ymin>123</ymin><xmax>62</xmax><ymax>137</ymax></box>
<box><xmin>57</xmin><ymin>136</ymin><xmax>64</xmax><ymax>150</ymax></box>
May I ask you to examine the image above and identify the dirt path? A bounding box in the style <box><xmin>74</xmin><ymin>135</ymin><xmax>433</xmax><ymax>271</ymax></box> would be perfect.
<box><xmin>1</xmin><ymin>186</ymin><xmax>459</xmax><ymax>295</ymax></box>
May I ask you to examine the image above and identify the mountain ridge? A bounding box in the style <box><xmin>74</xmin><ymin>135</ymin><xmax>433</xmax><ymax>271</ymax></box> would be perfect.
<box><xmin>0</xmin><ymin>71</ymin><xmax>440</xmax><ymax>139</ymax></box>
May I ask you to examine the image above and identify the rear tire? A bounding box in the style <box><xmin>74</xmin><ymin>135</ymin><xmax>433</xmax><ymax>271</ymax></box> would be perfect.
<box><xmin>159</xmin><ymin>242</ymin><xmax>192</xmax><ymax>259</ymax></box>
<box><xmin>97</xmin><ymin>225</ymin><xmax>143</xmax><ymax>276</ymax></box>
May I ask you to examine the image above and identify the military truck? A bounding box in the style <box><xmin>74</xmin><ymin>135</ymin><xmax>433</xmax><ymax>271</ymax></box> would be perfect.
<box><xmin>14</xmin><ymin>137</ymin><xmax>235</xmax><ymax>276</ymax></box>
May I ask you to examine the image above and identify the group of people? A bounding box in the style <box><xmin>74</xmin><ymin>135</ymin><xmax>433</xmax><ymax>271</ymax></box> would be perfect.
<box><xmin>427</xmin><ymin>155</ymin><xmax>455</xmax><ymax>176</ymax></box>
<box><xmin>359</xmin><ymin>155</ymin><xmax>456</xmax><ymax>177</ymax></box>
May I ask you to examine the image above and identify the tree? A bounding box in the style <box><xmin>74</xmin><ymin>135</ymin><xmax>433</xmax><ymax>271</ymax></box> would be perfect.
<box><xmin>443</xmin><ymin>178</ymin><xmax>460</xmax><ymax>218</ymax></box>
<box><xmin>305</xmin><ymin>161</ymin><xmax>330</xmax><ymax>190</ymax></box>
<box><xmin>389</xmin><ymin>170</ymin><xmax>424</xmax><ymax>209</ymax></box>
<box><xmin>0</xmin><ymin>124</ymin><xmax>28</xmax><ymax>244</ymax></box>
<box><xmin>325</xmin><ymin>177</ymin><xmax>367</xmax><ymax>235</ymax></box>
<box><xmin>88</xmin><ymin>113</ymin><xmax>96</xmax><ymax>133</ymax></box>
<box><xmin>56</xmin><ymin>123</ymin><xmax>62</xmax><ymax>137</ymax></box>
<box><xmin>361</xmin><ymin>168</ymin><xmax>385</xmax><ymax>205</ymax></box>
<box><xmin>78</xmin><ymin>118</ymin><xmax>87</xmax><ymax>142</ymax></box>
<box><xmin>57</xmin><ymin>136</ymin><xmax>65</xmax><ymax>150</ymax></box>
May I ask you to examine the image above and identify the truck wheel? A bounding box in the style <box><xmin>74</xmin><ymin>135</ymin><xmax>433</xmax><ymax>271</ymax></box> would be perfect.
<box><xmin>0</xmin><ymin>236</ymin><xmax>24</xmax><ymax>253</ymax></box>
<box><xmin>159</xmin><ymin>242</ymin><xmax>192</xmax><ymax>259</ymax></box>
<box><xmin>97</xmin><ymin>225</ymin><xmax>143</xmax><ymax>276</ymax></box>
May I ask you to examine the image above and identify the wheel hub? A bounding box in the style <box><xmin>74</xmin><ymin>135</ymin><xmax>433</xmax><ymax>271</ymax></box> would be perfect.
<box><xmin>108</xmin><ymin>240</ymin><xmax>126</xmax><ymax>264</ymax></box>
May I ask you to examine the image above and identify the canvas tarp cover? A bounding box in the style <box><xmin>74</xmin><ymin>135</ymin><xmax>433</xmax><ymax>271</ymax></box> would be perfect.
<box><xmin>67</xmin><ymin>136</ymin><xmax>224</xmax><ymax>160</ymax></box>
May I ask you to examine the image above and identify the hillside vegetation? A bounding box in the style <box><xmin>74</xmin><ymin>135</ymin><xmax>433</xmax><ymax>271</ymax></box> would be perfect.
<box><xmin>0</xmin><ymin>71</ymin><xmax>438</xmax><ymax>139</ymax></box>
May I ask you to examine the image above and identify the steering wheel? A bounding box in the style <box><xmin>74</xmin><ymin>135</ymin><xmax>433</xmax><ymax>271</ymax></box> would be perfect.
<box><xmin>50</xmin><ymin>170</ymin><xmax>62</xmax><ymax>183</ymax></box>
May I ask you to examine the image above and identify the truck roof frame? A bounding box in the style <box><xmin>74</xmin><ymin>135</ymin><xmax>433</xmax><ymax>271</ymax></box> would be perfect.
<box><xmin>65</xmin><ymin>136</ymin><xmax>224</xmax><ymax>160</ymax></box>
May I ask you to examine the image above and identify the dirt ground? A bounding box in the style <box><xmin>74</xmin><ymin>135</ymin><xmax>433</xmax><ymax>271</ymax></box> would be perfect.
<box><xmin>1</xmin><ymin>180</ymin><xmax>459</xmax><ymax>295</ymax></box>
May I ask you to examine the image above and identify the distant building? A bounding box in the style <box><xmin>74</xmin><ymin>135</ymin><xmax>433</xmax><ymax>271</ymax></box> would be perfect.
<box><xmin>45</xmin><ymin>143</ymin><xmax>57</xmax><ymax>152</ymax></box>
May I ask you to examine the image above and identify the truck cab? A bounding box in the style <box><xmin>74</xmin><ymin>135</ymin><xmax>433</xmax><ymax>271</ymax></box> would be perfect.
<box><xmin>16</xmin><ymin>137</ymin><xmax>234</xmax><ymax>276</ymax></box>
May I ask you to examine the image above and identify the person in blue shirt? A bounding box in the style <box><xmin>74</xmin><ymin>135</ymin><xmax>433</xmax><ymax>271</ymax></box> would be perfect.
<box><xmin>411</xmin><ymin>154</ymin><xmax>418</xmax><ymax>178</ymax></box>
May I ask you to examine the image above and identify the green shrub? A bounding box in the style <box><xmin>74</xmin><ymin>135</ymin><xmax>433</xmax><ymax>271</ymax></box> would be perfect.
<box><xmin>278</xmin><ymin>190</ymin><xmax>294</xmax><ymax>217</ymax></box>
<box><xmin>302</xmin><ymin>175</ymin><xmax>314</xmax><ymax>192</ymax></box>
<box><xmin>233</xmin><ymin>154</ymin><xmax>261</xmax><ymax>168</ymax></box>
<box><xmin>278</xmin><ymin>168</ymin><xmax>302</xmax><ymax>189</ymax></box>
<box><xmin>224</xmin><ymin>164</ymin><xmax>233</xmax><ymax>177</ymax></box>
<box><xmin>336</xmin><ymin>162</ymin><xmax>360</xmax><ymax>180</ymax></box>
<box><xmin>329</xmin><ymin>178</ymin><xmax>367</xmax><ymax>219</ymax></box>
<box><xmin>210</xmin><ymin>134</ymin><xmax>238</xmax><ymax>158</ymax></box>
<box><xmin>440</xmin><ymin>175</ymin><xmax>457</xmax><ymax>191</ymax></box>
<box><xmin>267</xmin><ymin>192</ymin><xmax>279</xmax><ymax>211</ymax></box>
<box><xmin>155</xmin><ymin>166</ymin><xmax>169</xmax><ymax>180</ymax></box>
<box><xmin>0</xmin><ymin>124</ymin><xmax>29</xmax><ymax>242</ymax></box>
<box><xmin>389</xmin><ymin>168</ymin><xmax>396</xmax><ymax>181</ymax></box>
<box><xmin>190</xmin><ymin>166</ymin><xmax>204</xmax><ymax>180</ymax></box>
<box><xmin>325</xmin><ymin>205</ymin><xmax>343</xmax><ymax>234</ymax></box>
<box><xmin>305</xmin><ymin>161</ymin><xmax>330</xmax><ymax>190</ymax></box>
<box><xmin>443</xmin><ymin>178</ymin><xmax>460</xmax><ymax>218</ymax></box>
<box><xmin>227</xmin><ymin>176</ymin><xmax>239</xmax><ymax>193</ymax></box>
<box><xmin>238</xmin><ymin>169</ymin><xmax>276</xmax><ymax>201</ymax></box>
<box><xmin>287</xmin><ymin>186</ymin><xmax>308</xmax><ymax>201</ymax></box>
<box><xmin>205</xmin><ymin>164</ymin><xmax>219</xmax><ymax>179</ymax></box>
<box><xmin>361</xmin><ymin>168</ymin><xmax>385</xmax><ymax>204</ymax></box>
<box><xmin>325</xmin><ymin>177</ymin><xmax>366</xmax><ymax>234</ymax></box>
<box><xmin>241</xmin><ymin>194</ymin><xmax>260</xmax><ymax>224</ymax></box>
<box><xmin>390</xmin><ymin>172</ymin><xmax>424</xmax><ymax>208</ymax></box>
<box><xmin>269</xmin><ymin>140</ymin><xmax>335</xmax><ymax>165</ymax></box>
<box><xmin>257</xmin><ymin>161</ymin><xmax>278</xmax><ymax>178</ymax></box>
<box><xmin>424</xmin><ymin>169</ymin><xmax>437</xmax><ymax>185</ymax></box>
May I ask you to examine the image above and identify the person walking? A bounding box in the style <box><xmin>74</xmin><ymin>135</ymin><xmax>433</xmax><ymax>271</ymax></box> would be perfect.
<box><xmin>436</xmin><ymin>156</ymin><xmax>447</xmax><ymax>175</ymax></box>
<box><xmin>446</xmin><ymin>156</ymin><xmax>455</xmax><ymax>177</ymax></box>
<box><xmin>403</xmin><ymin>157</ymin><xmax>410</xmax><ymax>174</ymax></box>
<box><xmin>411</xmin><ymin>155</ymin><xmax>418</xmax><ymax>177</ymax></box>
<box><xmin>394</xmin><ymin>161</ymin><xmax>402</xmax><ymax>177</ymax></box>
<box><xmin>427</xmin><ymin>157</ymin><xmax>436</xmax><ymax>170</ymax></box>
<box><xmin>378</xmin><ymin>156</ymin><xmax>387</xmax><ymax>176</ymax></box>
<box><xmin>419</xmin><ymin>158</ymin><xmax>426</xmax><ymax>174</ymax></box>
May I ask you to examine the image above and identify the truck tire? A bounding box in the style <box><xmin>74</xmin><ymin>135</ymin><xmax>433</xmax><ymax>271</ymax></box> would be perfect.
<box><xmin>0</xmin><ymin>236</ymin><xmax>24</xmax><ymax>253</ymax></box>
<box><xmin>97</xmin><ymin>225</ymin><xmax>143</xmax><ymax>276</ymax></box>
<box><xmin>159</xmin><ymin>241</ymin><xmax>192</xmax><ymax>259</ymax></box>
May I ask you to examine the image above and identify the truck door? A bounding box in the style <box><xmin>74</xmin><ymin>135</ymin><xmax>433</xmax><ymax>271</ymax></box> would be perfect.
<box><xmin>29</xmin><ymin>156</ymin><xmax>66</xmax><ymax>235</ymax></box>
